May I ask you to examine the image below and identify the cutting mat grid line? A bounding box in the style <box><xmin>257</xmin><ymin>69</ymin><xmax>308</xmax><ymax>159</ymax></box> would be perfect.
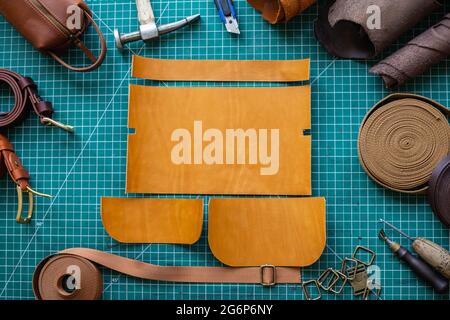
<box><xmin>0</xmin><ymin>0</ymin><xmax>449</xmax><ymax>300</ymax></box>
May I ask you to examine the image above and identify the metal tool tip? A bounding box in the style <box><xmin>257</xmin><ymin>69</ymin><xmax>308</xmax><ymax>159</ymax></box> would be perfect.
<box><xmin>187</xmin><ymin>14</ymin><xmax>201</xmax><ymax>23</ymax></box>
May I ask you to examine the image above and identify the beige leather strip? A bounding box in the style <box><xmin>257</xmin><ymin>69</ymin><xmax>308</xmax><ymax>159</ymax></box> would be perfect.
<box><xmin>33</xmin><ymin>248</ymin><xmax>301</xmax><ymax>300</ymax></box>
<box><xmin>209</xmin><ymin>198</ymin><xmax>326</xmax><ymax>267</ymax></box>
<box><xmin>132</xmin><ymin>55</ymin><xmax>310</xmax><ymax>82</ymax></box>
<box><xmin>358</xmin><ymin>94</ymin><xmax>450</xmax><ymax>194</ymax></box>
<box><xmin>127</xmin><ymin>85</ymin><xmax>312</xmax><ymax>195</ymax></box>
<box><xmin>101</xmin><ymin>198</ymin><xmax>203</xmax><ymax>244</ymax></box>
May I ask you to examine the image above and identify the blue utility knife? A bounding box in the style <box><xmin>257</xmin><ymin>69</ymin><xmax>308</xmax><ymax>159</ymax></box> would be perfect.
<box><xmin>214</xmin><ymin>0</ymin><xmax>240</xmax><ymax>34</ymax></box>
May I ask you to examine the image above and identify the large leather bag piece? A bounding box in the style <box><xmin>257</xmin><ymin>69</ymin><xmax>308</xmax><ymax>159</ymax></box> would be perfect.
<box><xmin>0</xmin><ymin>0</ymin><xmax>106</xmax><ymax>72</ymax></box>
<box><xmin>208</xmin><ymin>198</ymin><xmax>326</xmax><ymax>267</ymax></box>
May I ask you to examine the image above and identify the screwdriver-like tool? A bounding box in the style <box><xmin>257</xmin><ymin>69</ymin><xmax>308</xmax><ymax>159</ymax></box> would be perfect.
<box><xmin>380</xmin><ymin>219</ymin><xmax>450</xmax><ymax>279</ymax></box>
<box><xmin>214</xmin><ymin>0</ymin><xmax>240</xmax><ymax>34</ymax></box>
<box><xmin>379</xmin><ymin>229</ymin><xmax>449</xmax><ymax>294</ymax></box>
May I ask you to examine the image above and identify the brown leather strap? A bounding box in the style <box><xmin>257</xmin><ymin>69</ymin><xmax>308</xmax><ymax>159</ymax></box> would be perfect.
<box><xmin>47</xmin><ymin>9</ymin><xmax>107</xmax><ymax>73</ymax></box>
<box><xmin>0</xmin><ymin>69</ymin><xmax>54</xmax><ymax>129</ymax></box>
<box><xmin>0</xmin><ymin>134</ymin><xmax>30</xmax><ymax>191</ymax></box>
<box><xmin>358</xmin><ymin>94</ymin><xmax>450</xmax><ymax>194</ymax></box>
<box><xmin>248</xmin><ymin>0</ymin><xmax>316</xmax><ymax>24</ymax></box>
<box><xmin>33</xmin><ymin>248</ymin><xmax>301</xmax><ymax>300</ymax></box>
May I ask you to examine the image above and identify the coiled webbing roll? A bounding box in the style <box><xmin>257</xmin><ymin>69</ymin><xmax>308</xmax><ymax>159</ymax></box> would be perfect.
<box><xmin>33</xmin><ymin>248</ymin><xmax>301</xmax><ymax>300</ymax></box>
<box><xmin>358</xmin><ymin>94</ymin><xmax>450</xmax><ymax>194</ymax></box>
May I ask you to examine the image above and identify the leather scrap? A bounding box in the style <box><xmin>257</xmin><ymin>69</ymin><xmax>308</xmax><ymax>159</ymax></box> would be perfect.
<box><xmin>33</xmin><ymin>248</ymin><xmax>302</xmax><ymax>300</ymax></box>
<box><xmin>132</xmin><ymin>56</ymin><xmax>310</xmax><ymax>82</ymax></box>
<box><xmin>358</xmin><ymin>94</ymin><xmax>450</xmax><ymax>194</ymax></box>
<box><xmin>428</xmin><ymin>155</ymin><xmax>450</xmax><ymax>228</ymax></box>
<box><xmin>127</xmin><ymin>85</ymin><xmax>312</xmax><ymax>195</ymax></box>
<box><xmin>314</xmin><ymin>0</ymin><xmax>440</xmax><ymax>59</ymax></box>
<box><xmin>371</xmin><ymin>14</ymin><xmax>450</xmax><ymax>88</ymax></box>
<box><xmin>101</xmin><ymin>198</ymin><xmax>204</xmax><ymax>244</ymax></box>
<box><xmin>248</xmin><ymin>0</ymin><xmax>316</xmax><ymax>24</ymax></box>
<box><xmin>208</xmin><ymin>198</ymin><xmax>326</xmax><ymax>267</ymax></box>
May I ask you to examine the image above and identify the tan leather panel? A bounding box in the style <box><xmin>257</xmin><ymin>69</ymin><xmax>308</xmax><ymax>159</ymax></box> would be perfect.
<box><xmin>127</xmin><ymin>85</ymin><xmax>312</xmax><ymax>195</ymax></box>
<box><xmin>208</xmin><ymin>198</ymin><xmax>326</xmax><ymax>267</ymax></box>
<box><xmin>101</xmin><ymin>198</ymin><xmax>203</xmax><ymax>244</ymax></box>
<box><xmin>132</xmin><ymin>56</ymin><xmax>310</xmax><ymax>82</ymax></box>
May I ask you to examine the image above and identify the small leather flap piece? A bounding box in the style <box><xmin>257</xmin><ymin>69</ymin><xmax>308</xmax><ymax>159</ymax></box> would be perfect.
<box><xmin>127</xmin><ymin>85</ymin><xmax>311</xmax><ymax>195</ymax></box>
<box><xmin>208</xmin><ymin>197</ymin><xmax>326</xmax><ymax>267</ymax></box>
<box><xmin>132</xmin><ymin>56</ymin><xmax>310</xmax><ymax>82</ymax></box>
<box><xmin>101</xmin><ymin>198</ymin><xmax>204</xmax><ymax>244</ymax></box>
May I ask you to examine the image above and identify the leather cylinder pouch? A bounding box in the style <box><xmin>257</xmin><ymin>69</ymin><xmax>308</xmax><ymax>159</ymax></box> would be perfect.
<box><xmin>0</xmin><ymin>0</ymin><xmax>107</xmax><ymax>72</ymax></box>
<box><xmin>208</xmin><ymin>198</ymin><xmax>326</xmax><ymax>267</ymax></box>
<box><xmin>314</xmin><ymin>0</ymin><xmax>440</xmax><ymax>59</ymax></box>
<box><xmin>101</xmin><ymin>198</ymin><xmax>204</xmax><ymax>244</ymax></box>
<box><xmin>358</xmin><ymin>94</ymin><xmax>450</xmax><ymax>194</ymax></box>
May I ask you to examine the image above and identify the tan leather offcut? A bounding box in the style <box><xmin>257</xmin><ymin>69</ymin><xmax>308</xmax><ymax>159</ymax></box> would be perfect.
<box><xmin>101</xmin><ymin>198</ymin><xmax>203</xmax><ymax>244</ymax></box>
<box><xmin>208</xmin><ymin>198</ymin><xmax>326</xmax><ymax>267</ymax></box>
<box><xmin>127</xmin><ymin>85</ymin><xmax>312</xmax><ymax>195</ymax></box>
<box><xmin>248</xmin><ymin>0</ymin><xmax>316</xmax><ymax>24</ymax></box>
<box><xmin>358</xmin><ymin>94</ymin><xmax>450</xmax><ymax>194</ymax></box>
<box><xmin>132</xmin><ymin>56</ymin><xmax>310</xmax><ymax>82</ymax></box>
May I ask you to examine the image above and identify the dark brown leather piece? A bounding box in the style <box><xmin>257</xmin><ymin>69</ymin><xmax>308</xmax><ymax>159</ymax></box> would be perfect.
<box><xmin>428</xmin><ymin>155</ymin><xmax>450</xmax><ymax>228</ymax></box>
<box><xmin>371</xmin><ymin>14</ymin><xmax>450</xmax><ymax>87</ymax></box>
<box><xmin>314</xmin><ymin>0</ymin><xmax>440</xmax><ymax>59</ymax></box>
<box><xmin>0</xmin><ymin>134</ymin><xmax>30</xmax><ymax>191</ymax></box>
<box><xmin>0</xmin><ymin>0</ymin><xmax>106</xmax><ymax>72</ymax></box>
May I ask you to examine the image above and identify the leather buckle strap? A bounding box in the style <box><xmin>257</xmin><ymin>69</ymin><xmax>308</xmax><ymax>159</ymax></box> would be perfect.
<box><xmin>0</xmin><ymin>134</ymin><xmax>52</xmax><ymax>224</ymax></box>
<box><xmin>260</xmin><ymin>265</ymin><xmax>277</xmax><ymax>286</ymax></box>
<box><xmin>0</xmin><ymin>69</ymin><xmax>73</xmax><ymax>132</ymax></box>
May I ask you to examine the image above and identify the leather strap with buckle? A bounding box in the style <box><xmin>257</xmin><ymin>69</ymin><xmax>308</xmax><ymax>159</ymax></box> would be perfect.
<box><xmin>0</xmin><ymin>134</ymin><xmax>51</xmax><ymax>223</ymax></box>
<box><xmin>33</xmin><ymin>248</ymin><xmax>301</xmax><ymax>300</ymax></box>
<box><xmin>0</xmin><ymin>69</ymin><xmax>73</xmax><ymax>132</ymax></box>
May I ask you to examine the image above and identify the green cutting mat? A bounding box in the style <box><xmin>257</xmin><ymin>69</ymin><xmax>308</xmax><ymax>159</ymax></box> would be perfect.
<box><xmin>0</xmin><ymin>0</ymin><xmax>449</xmax><ymax>300</ymax></box>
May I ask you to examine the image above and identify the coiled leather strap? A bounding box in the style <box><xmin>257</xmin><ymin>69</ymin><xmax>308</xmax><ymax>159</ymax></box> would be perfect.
<box><xmin>428</xmin><ymin>155</ymin><xmax>450</xmax><ymax>228</ymax></box>
<box><xmin>33</xmin><ymin>248</ymin><xmax>301</xmax><ymax>300</ymax></box>
<box><xmin>0</xmin><ymin>69</ymin><xmax>53</xmax><ymax>129</ymax></box>
<box><xmin>358</xmin><ymin>94</ymin><xmax>450</xmax><ymax>194</ymax></box>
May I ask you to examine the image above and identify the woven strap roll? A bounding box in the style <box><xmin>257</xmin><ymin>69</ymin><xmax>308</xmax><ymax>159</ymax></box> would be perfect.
<box><xmin>358</xmin><ymin>94</ymin><xmax>450</xmax><ymax>194</ymax></box>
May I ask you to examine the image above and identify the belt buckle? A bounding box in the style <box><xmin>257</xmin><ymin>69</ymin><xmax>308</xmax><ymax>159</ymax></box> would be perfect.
<box><xmin>260</xmin><ymin>264</ymin><xmax>276</xmax><ymax>286</ymax></box>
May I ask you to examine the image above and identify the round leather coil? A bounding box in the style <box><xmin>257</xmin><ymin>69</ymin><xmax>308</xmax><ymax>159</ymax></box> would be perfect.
<box><xmin>428</xmin><ymin>155</ymin><xmax>450</xmax><ymax>228</ymax></box>
<box><xmin>358</xmin><ymin>94</ymin><xmax>450</xmax><ymax>194</ymax></box>
<box><xmin>33</xmin><ymin>254</ymin><xmax>103</xmax><ymax>300</ymax></box>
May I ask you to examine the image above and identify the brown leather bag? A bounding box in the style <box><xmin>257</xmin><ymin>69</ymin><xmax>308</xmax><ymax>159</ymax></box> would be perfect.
<box><xmin>0</xmin><ymin>0</ymin><xmax>107</xmax><ymax>72</ymax></box>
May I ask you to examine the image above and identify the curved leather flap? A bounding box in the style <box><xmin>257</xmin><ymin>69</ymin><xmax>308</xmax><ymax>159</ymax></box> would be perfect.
<box><xmin>208</xmin><ymin>198</ymin><xmax>326</xmax><ymax>267</ymax></box>
<box><xmin>101</xmin><ymin>198</ymin><xmax>204</xmax><ymax>244</ymax></box>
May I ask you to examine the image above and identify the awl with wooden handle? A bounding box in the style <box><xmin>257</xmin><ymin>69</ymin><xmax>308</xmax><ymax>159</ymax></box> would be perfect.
<box><xmin>380</xmin><ymin>219</ymin><xmax>450</xmax><ymax>279</ymax></box>
<box><xmin>379</xmin><ymin>230</ymin><xmax>449</xmax><ymax>294</ymax></box>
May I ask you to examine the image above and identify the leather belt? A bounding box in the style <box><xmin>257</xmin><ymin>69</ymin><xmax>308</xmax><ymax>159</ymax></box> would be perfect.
<box><xmin>428</xmin><ymin>155</ymin><xmax>450</xmax><ymax>228</ymax></box>
<box><xmin>33</xmin><ymin>248</ymin><xmax>301</xmax><ymax>300</ymax></box>
<box><xmin>358</xmin><ymin>94</ymin><xmax>450</xmax><ymax>194</ymax></box>
<box><xmin>0</xmin><ymin>134</ymin><xmax>51</xmax><ymax>223</ymax></box>
<box><xmin>0</xmin><ymin>69</ymin><xmax>73</xmax><ymax>132</ymax></box>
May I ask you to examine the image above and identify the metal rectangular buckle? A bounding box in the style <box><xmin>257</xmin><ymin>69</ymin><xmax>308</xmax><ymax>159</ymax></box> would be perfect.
<box><xmin>260</xmin><ymin>264</ymin><xmax>276</xmax><ymax>286</ymax></box>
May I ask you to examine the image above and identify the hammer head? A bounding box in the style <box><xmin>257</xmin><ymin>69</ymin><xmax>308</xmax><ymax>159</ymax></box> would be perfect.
<box><xmin>139</xmin><ymin>22</ymin><xmax>159</xmax><ymax>42</ymax></box>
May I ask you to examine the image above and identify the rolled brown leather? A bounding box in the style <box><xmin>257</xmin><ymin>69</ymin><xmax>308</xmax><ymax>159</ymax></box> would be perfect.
<box><xmin>358</xmin><ymin>94</ymin><xmax>450</xmax><ymax>194</ymax></box>
<box><xmin>33</xmin><ymin>248</ymin><xmax>301</xmax><ymax>300</ymax></box>
<box><xmin>428</xmin><ymin>155</ymin><xmax>450</xmax><ymax>228</ymax></box>
<box><xmin>314</xmin><ymin>0</ymin><xmax>440</xmax><ymax>59</ymax></box>
<box><xmin>371</xmin><ymin>14</ymin><xmax>450</xmax><ymax>88</ymax></box>
<box><xmin>248</xmin><ymin>0</ymin><xmax>316</xmax><ymax>24</ymax></box>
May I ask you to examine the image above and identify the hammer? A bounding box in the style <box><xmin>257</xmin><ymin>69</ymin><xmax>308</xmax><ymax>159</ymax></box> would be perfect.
<box><xmin>114</xmin><ymin>0</ymin><xmax>201</xmax><ymax>51</ymax></box>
